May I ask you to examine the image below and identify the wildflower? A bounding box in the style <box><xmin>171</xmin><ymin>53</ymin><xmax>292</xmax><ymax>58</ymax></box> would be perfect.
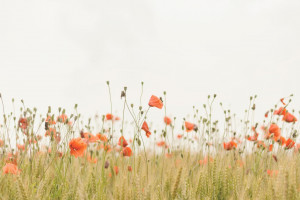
<box><xmin>69</xmin><ymin>138</ymin><xmax>87</xmax><ymax>158</ymax></box>
<box><xmin>96</xmin><ymin>133</ymin><xmax>107</xmax><ymax>142</ymax></box>
<box><xmin>142</xmin><ymin>121</ymin><xmax>151</xmax><ymax>138</ymax></box>
<box><xmin>264</xmin><ymin>111</ymin><xmax>269</xmax><ymax>118</ymax></box>
<box><xmin>106</xmin><ymin>113</ymin><xmax>113</xmax><ymax>120</ymax></box>
<box><xmin>269</xmin><ymin>124</ymin><xmax>281</xmax><ymax>141</ymax></box>
<box><xmin>118</xmin><ymin>136</ymin><xmax>128</xmax><ymax>147</ymax></box>
<box><xmin>80</xmin><ymin>132</ymin><xmax>99</xmax><ymax>143</ymax></box>
<box><xmin>0</xmin><ymin>139</ymin><xmax>4</xmax><ymax>147</ymax></box>
<box><xmin>2</xmin><ymin>163</ymin><xmax>20</xmax><ymax>175</ymax></box>
<box><xmin>164</xmin><ymin>116</ymin><xmax>172</xmax><ymax>125</ymax></box>
<box><xmin>280</xmin><ymin>98</ymin><xmax>286</xmax><ymax>105</ymax></box>
<box><xmin>274</xmin><ymin>107</ymin><xmax>287</xmax><ymax>116</ymax></box>
<box><xmin>257</xmin><ymin>140</ymin><xmax>266</xmax><ymax>149</ymax></box>
<box><xmin>17</xmin><ymin>144</ymin><xmax>25</xmax><ymax>151</ymax></box>
<box><xmin>277</xmin><ymin>136</ymin><xmax>286</xmax><ymax>146</ymax></box>
<box><xmin>285</xmin><ymin>138</ymin><xmax>295</xmax><ymax>149</ymax></box>
<box><xmin>157</xmin><ymin>141</ymin><xmax>166</xmax><ymax>147</ymax></box>
<box><xmin>45</xmin><ymin>115</ymin><xmax>56</xmax><ymax>125</ymax></box>
<box><xmin>177</xmin><ymin>134</ymin><xmax>183</xmax><ymax>139</ymax></box>
<box><xmin>268</xmin><ymin>144</ymin><xmax>273</xmax><ymax>152</ymax></box>
<box><xmin>282</xmin><ymin>112</ymin><xmax>297</xmax><ymax>123</ymax></box>
<box><xmin>121</xmin><ymin>147</ymin><xmax>132</xmax><ymax>157</ymax></box>
<box><xmin>148</xmin><ymin>95</ymin><xmax>163</xmax><ymax>109</ymax></box>
<box><xmin>223</xmin><ymin>141</ymin><xmax>237</xmax><ymax>150</ymax></box>
<box><xmin>185</xmin><ymin>122</ymin><xmax>197</xmax><ymax>132</ymax></box>
<box><xmin>87</xmin><ymin>154</ymin><xmax>97</xmax><ymax>164</ymax></box>
<box><xmin>267</xmin><ymin>170</ymin><xmax>278</xmax><ymax>177</ymax></box>
<box><xmin>57</xmin><ymin>114</ymin><xmax>68</xmax><ymax>123</ymax></box>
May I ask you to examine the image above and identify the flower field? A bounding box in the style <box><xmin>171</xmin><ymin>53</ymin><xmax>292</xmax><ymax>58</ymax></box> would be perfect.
<box><xmin>0</xmin><ymin>84</ymin><xmax>299</xmax><ymax>200</ymax></box>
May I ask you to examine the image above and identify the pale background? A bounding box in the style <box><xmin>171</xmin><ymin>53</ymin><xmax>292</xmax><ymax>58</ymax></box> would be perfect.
<box><xmin>0</xmin><ymin>0</ymin><xmax>299</xmax><ymax>128</ymax></box>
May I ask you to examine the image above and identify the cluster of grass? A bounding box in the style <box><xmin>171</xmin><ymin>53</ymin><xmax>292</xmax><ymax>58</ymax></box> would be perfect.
<box><xmin>0</xmin><ymin>84</ymin><xmax>299</xmax><ymax>199</ymax></box>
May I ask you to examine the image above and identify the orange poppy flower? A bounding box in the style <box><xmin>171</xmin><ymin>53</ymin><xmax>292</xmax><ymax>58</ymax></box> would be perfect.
<box><xmin>164</xmin><ymin>116</ymin><xmax>172</xmax><ymax>125</ymax></box>
<box><xmin>142</xmin><ymin>121</ymin><xmax>151</xmax><ymax>138</ymax></box>
<box><xmin>57</xmin><ymin>114</ymin><xmax>68</xmax><ymax>123</ymax></box>
<box><xmin>285</xmin><ymin>138</ymin><xmax>295</xmax><ymax>149</ymax></box>
<box><xmin>257</xmin><ymin>141</ymin><xmax>266</xmax><ymax>149</ymax></box>
<box><xmin>6</xmin><ymin>153</ymin><xmax>18</xmax><ymax>165</ymax></box>
<box><xmin>115</xmin><ymin>116</ymin><xmax>120</xmax><ymax>121</ymax></box>
<box><xmin>282</xmin><ymin>112</ymin><xmax>297</xmax><ymax>123</ymax></box>
<box><xmin>269</xmin><ymin>124</ymin><xmax>281</xmax><ymax>139</ymax></box>
<box><xmin>277</xmin><ymin>136</ymin><xmax>286</xmax><ymax>146</ymax></box>
<box><xmin>118</xmin><ymin>136</ymin><xmax>128</xmax><ymax>147</ymax></box>
<box><xmin>267</xmin><ymin>169</ymin><xmax>278</xmax><ymax>177</ymax></box>
<box><xmin>2</xmin><ymin>163</ymin><xmax>20</xmax><ymax>175</ymax></box>
<box><xmin>165</xmin><ymin>153</ymin><xmax>172</xmax><ymax>158</ymax></box>
<box><xmin>0</xmin><ymin>139</ymin><xmax>4</xmax><ymax>147</ymax></box>
<box><xmin>223</xmin><ymin>141</ymin><xmax>237</xmax><ymax>150</ymax></box>
<box><xmin>45</xmin><ymin>128</ymin><xmax>56</xmax><ymax>137</ymax></box>
<box><xmin>185</xmin><ymin>121</ymin><xmax>197</xmax><ymax>132</ymax></box>
<box><xmin>148</xmin><ymin>95</ymin><xmax>163</xmax><ymax>109</ymax></box>
<box><xmin>45</xmin><ymin>115</ymin><xmax>56</xmax><ymax>125</ymax></box>
<box><xmin>121</xmin><ymin>147</ymin><xmax>132</xmax><ymax>157</ymax></box>
<box><xmin>106</xmin><ymin>113</ymin><xmax>113</xmax><ymax>120</ymax></box>
<box><xmin>265</xmin><ymin>111</ymin><xmax>269</xmax><ymax>118</ymax></box>
<box><xmin>268</xmin><ymin>144</ymin><xmax>273</xmax><ymax>152</ymax></box>
<box><xmin>114</xmin><ymin>166</ymin><xmax>119</xmax><ymax>175</ymax></box>
<box><xmin>69</xmin><ymin>138</ymin><xmax>87</xmax><ymax>158</ymax></box>
<box><xmin>274</xmin><ymin>107</ymin><xmax>287</xmax><ymax>116</ymax></box>
<box><xmin>17</xmin><ymin>144</ymin><xmax>25</xmax><ymax>151</ymax></box>
<box><xmin>81</xmin><ymin>132</ymin><xmax>99</xmax><ymax>143</ymax></box>
<box><xmin>96</xmin><ymin>133</ymin><xmax>108</xmax><ymax>142</ymax></box>
<box><xmin>177</xmin><ymin>134</ymin><xmax>183</xmax><ymax>139</ymax></box>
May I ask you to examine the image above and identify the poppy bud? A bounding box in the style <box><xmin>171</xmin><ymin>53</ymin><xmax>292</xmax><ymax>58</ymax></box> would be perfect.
<box><xmin>121</xmin><ymin>91</ymin><xmax>126</xmax><ymax>98</ymax></box>
<box><xmin>104</xmin><ymin>161</ymin><xmax>109</xmax><ymax>169</ymax></box>
<box><xmin>106</xmin><ymin>81</ymin><xmax>109</xmax><ymax>85</ymax></box>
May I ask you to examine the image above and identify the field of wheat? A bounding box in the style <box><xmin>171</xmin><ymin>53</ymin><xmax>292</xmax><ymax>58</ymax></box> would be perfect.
<box><xmin>0</xmin><ymin>83</ymin><xmax>299</xmax><ymax>200</ymax></box>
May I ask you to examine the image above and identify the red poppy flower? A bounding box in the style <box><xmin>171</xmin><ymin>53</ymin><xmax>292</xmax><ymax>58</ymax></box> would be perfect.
<box><xmin>114</xmin><ymin>166</ymin><xmax>119</xmax><ymax>175</ymax></box>
<box><xmin>118</xmin><ymin>136</ymin><xmax>128</xmax><ymax>147</ymax></box>
<box><xmin>2</xmin><ymin>163</ymin><xmax>20</xmax><ymax>175</ymax></box>
<box><xmin>223</xmin><ymin>141</ymin><xmax>237</xmax><ymax>150</ymax></box>
<box><xmin>17</xmin><ymin>144</ymin><xmax>25</xmax><ymax>151</ymax></box>
<box><xmin>164</xmin><ymin>116</ymin><xmax>172</xmax><ymax>125</ymax></box>
<box><xmin>274</xmin><ymin>107</ymin><xmax>287</xmax><ymax>116</ymax></box>
<box><xmin>277</xmin><ymin>136</ymin><xmax>286</xmax><ymax>146</ymax></box>
<box><xmin>142</xmin><ymin>121</ymin><xmax>151</xmax><ymax>138</ymax></box>
<box><xmin>268</xmin><ymin>144</ymin><xmax>273</xmax><ymax>152</ymax></box>
<box><xmin>69</xmin><ymin>138</ymin><xmax>87</xmax><ymax>158</ymax></box>
<box><xmin>128</xmin><ymin>166</ymin><xmax>132</xmax><ymax>172</ymax></box>
<box><xmin>148</xmin><ymin>95</ymin><xmax>163</xmax><ymax>109</ymax></box>
<box><xmin>156</xmin><ymin>141</ymin><xmax>166</xmax><ymax>147</ymax></box>
<box><xmin>96</xmin><ymin>133</ymin><xmax>108</xmax><ymax>142</ymax></box>
<box><xmin>0</xmin><ymin>139</ymin><xmax>4</xmax><ymax>147</ymax></box>
<box><xmin>177</xmin><ymin>134</ymin><xmax>183</xmax><ymax>139</ymax></box>
<box><xmin>81</xmin><ymin>132</ymin><xmax>99</xmax><ymax>143</ymax></box>
<box><xmin>269</xmin><ymin>124</ymin><xmax>281</xmax><ymax>139</ymax></box>
<box><xmin>282</xmin><ymin>112</ymin><xmax>297</xmax><ymax>123</ymax></box>
<box><xmin>280</xmin><ymin>98</ymin><xmax>286</xmax><ymax>105</ymax></box>
<box><xmin>106</xmin><ymin>113</ymin><xmax>113</xmax><ymax>120</ymax></box>
<box><xmin>285</xmin><ymin>138</ymin><xmax>295</xmax><ymax>149</ymax></box>
<box><xmin>121</xmin><ymin>147</ymin><xmax>132</xmax><ymax>157</ymax></box>
<box><xmin>185</xmin><ymin>122</ymin><xmax>197</xmax><ymax>132</ymax></box>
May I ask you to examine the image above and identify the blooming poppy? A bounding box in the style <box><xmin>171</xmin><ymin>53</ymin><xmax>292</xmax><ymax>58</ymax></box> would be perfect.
<box><xmin>269</xmin><ymin>124</ymin><xmax>281</xmax><ymax>140</ymax></box>
<box><xmin>69</xmin><ymin>138</ymin><xmax>87</xmax><ymax>158</ymax></box>
<box><xmin>81</xmin><ymin>132</ymin><xmax>99</xmax><ymax>143</ymax></box>
<box><xmin>118</xmin><ymin>136</ymin><xmax>128</xmax><ymax>147</ymax></box>
<box><xmin>17</xmin><ymin>144</ymin><xmax>25</xmax><ymax>151</ymax></box>
<box><xmin>257</xmin><ymin>141</ymin><xmax>266</xmax><ymax>149</ymax></box>
<box><xmin>2</xmin><ymin>163</ymin><xmax>20</xmax><ymax>175</ymax></box>
<box><xmin>223</xmin><ymin>141</ymin><xmax>237</xmax><ymax>150</ymax></box>
<box><xmin>274</xmin><ymin>107</ymin><xmax>287</xmax><ymax>116</ymax></box>
<box><xmin>148</xmin><ymin>95</ymin><xmax>163</xmax><ymax>109</ymax></box>
<box><xmin>268</xmin><ymin>144</ymin><xmax>273</xmax><ymax>152</ymax></box>
<box><xmin>142</xmin><ymin>121</ymin><xmax>151</xmax><ymax>138</ymax></box>
<box><xmin>185</xmin><ymin>122</ymin><xmax>197</xmax><ymax>132</ymax></box>
<box><xmin>277</xmin><ymin>136</ymin><xmax>286</xmax><ymax>146</ymax></box>
<box><xmin>282</xmin><ymin>112</ymin><xmax>297</xmax><ymax>123</ymax></box>
<box><xmin>57</xmin><ymin>114</ymin><xmax>68</xmax><ymax>123</ymax></box>
<box><xmin>121</xmin><ymin>147</ymin><xmax>132</xmax><ymax>157</ymax></box>
<box><xmin>106</xmin><ymin>113</ymin><xmax>113</xmax><ymax>120</ymax></box>
<box><xmin>285</xmin><ymin>138</ymin><xmax>295</xmax><ymax>149</ymax></box>
<box><xmin>96</xmin><ymin>133</ymin><xmax>108</xmax><ymax>142</ymax></box>
<box><xmin>177</xmin><ymin>134</ymin><xmax>183</xmax><ymax>139</ymax></box>
<box><xmin>280</xmin><ymin>98</ymin><xmax>286</xmax><ymax>105</ymax></box>
<box><xmin>164</xmin><ymin>116</ymin><xmax>172</xmax><ymax>125</ymax></box>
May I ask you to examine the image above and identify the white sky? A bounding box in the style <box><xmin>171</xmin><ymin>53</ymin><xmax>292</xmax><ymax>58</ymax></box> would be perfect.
<box><xmin>0</xmin><ymin>0</ymin><xmax>300</xmax><ymax>127</ymax></box>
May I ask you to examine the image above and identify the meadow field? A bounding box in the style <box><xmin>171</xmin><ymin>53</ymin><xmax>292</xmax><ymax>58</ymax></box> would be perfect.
<box><xmin>0</xmin><ymin>84</ymin><xmax>299</xmax><ymax>200</ymax></box>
